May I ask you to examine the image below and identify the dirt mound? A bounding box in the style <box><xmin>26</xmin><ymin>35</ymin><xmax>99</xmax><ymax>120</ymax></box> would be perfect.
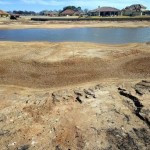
<box><xmin>122</xmin><ymin>57</ymin><xmax>150</xmax><ymax>75</ymax></box>
<box><xmin>0</xmin><ymin>58</ymin><xmax>109</xmax><ymax>88</ymax></box>
<box><xmin>0</xmin><ymin>41</ymin><xmax>150</xmax><ymax>88</ymax></box>
<box><xmin>135</xmin><ymin>80</ymin><xmax>150</xmax><ymax>95</ymax></box>
<box><xmin>0</xmin><ymin>56</ymin><xmax>150</xmax><ymax>88</ymax></box>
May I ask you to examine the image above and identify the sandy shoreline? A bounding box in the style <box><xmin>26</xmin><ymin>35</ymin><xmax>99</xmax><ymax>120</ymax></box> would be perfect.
<box><xmin>0</xmin><ymin>20</ymin><xmax>150</xmax><ymax>29</ymax></box>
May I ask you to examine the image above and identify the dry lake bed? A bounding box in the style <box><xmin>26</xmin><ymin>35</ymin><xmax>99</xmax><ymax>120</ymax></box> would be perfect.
<box><xmin>0</xmin><ymin>20</ymin><xmax>150</xmax><ymax>150</ymax></box>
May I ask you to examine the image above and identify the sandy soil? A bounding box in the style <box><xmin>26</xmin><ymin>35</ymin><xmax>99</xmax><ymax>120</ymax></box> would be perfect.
<box><xmin>0</xmin><ymin>42</ymin><xmax>150</xmax><ymax>88</ymax></box>
<box><xmin>0</xmin><ymin>41</ymin><xmax>150</xmax><ymax>149</ymax></box>
<box><xmin>0</xmin><ymin>19</ymin><xmax>150</xmax><ymax>29</ymax></box>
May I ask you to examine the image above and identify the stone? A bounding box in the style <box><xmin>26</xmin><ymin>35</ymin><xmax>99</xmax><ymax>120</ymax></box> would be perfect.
<box><xmin>135</xmin><ymin>80</ymin><xmax>150</xmax><ymax>95</ymax></box>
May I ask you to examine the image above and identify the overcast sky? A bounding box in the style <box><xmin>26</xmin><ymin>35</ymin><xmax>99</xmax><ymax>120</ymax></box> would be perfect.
<box><xmin>0</xmin><ymin>0</ymin><xmax>150</xmax><ymax>11</ymax></box>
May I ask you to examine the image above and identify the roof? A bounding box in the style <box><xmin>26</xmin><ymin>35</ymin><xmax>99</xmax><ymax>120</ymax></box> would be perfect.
<box><xmin>60</xmin><ymin>9</ymin><xmax>77</xmax><ymax>15</ymax></box>
<box><xmin>10</xmin><ymin>14</ymin><xmax>20</xmax><ymax>16</ymax></box>
<box><xmin>130</xmin><ymin>4</ymin><xmax>146</xmax><ymax>9</ymax></box>
<box><xmin>50</xmin><ymin>11</ymin><xmax>59</xmax><ymax>15</ymax></box>
<box><xmin>90</xmin><ymin>7</ymin><xmax>120</xmax><ymax>13</ymax></box>
<box><xmin>0</xmin><ymin>10</ymin><xmax>9</xmax><ymax>15</ymax></box>
<box><xmin>46</xmin><ymin>11</ymin><xmax>59</xmax><ymax>15</ymax></box>
<box><xmin>124</xmin><ymin>4</ymin><xmax>146</xmax><ymax>11</ymax></box>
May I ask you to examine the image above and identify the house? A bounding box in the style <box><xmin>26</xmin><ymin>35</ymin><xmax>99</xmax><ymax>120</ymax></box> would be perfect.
<box><xmin>143</xmin><ymin>10</ymin><xmax>150</xmax><ymax>15</ymax></box>
<box><xmin>42</xmin><ymin>11</ymin><xmax>59</xmax><ymax>17</ymax></box>
<box><xmin>10</xmin><ymin>14</ymin><xmax>20</xmax><ymax>20</ymax></box>
<box><xmin>122</xmin><ymin>4</ymin><xmax>147</xmax><ymax>16</ymax></box>
<box><xmin>89</xmin><ymin>7</ymin><xmax>120</xmax><ymax>16</ymax></box>
<box><xmin>0</xmin><ymin>10</ymin><xmax>9</xmax><ymax>17</ymax></box>
<box><xmin>45</xmin><ymin>11</ymin><xmax>59</xmax><ymax>17</ymax></box>
<box><xmin>60</xmin><ymin>9</ymin><xmax>80</xmax><ymax>16</ymax></box>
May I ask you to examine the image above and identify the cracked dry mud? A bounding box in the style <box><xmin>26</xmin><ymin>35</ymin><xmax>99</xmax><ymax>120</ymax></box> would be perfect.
<box><xmin>0</xmin><ymin>42</ymin><xmax>150</xmax><ymax>150</ymax></box>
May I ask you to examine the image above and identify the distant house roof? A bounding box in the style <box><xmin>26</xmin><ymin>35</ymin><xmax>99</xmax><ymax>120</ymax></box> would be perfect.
<box><xmin>50</xmin><ymin>11</ymin><xmax>59</xmax><ymax>15</ymax></box>
<box><xmin>90</xmin><ymin>7</ymin><xmax>120</xmax><ymax>13</ymax></box>
<box><xmin>46</xmin><ymin>11</ymin><xmax>59</xmax><ymax>15</ymax></box>
<box><xmin>44</xmin><ymin>10</ymin><xmax>58</xmax><ymax>14</ymax></box>
<box><xmin>60</xmin><ymin>9</ymin><xmax>79</xmax><ymax>15</ymax></box>
<box><xmin>0</xmin><ymin>10</ymin><xmax>9</xmax><ymax>15</ymax></box>
<box><xmin>124</xmin><ymin>4</ymin><xmax>146</xmax><ymax>11</ymax></box>
<box><xmin>10</xmin><ymin>14</ymin><xmax>20</xmax><ymax>17</ymax></box>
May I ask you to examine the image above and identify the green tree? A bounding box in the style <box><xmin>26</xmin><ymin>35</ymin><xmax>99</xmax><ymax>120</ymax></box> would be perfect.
<box><xmin>62</xmin><ymin>6</ymin><xmax>82</xmax><ymax>11</ymax></box>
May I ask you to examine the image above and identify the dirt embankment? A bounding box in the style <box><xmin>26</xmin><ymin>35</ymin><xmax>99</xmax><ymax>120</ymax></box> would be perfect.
<box><xmin>0</xmin><ymin>19</ymin><xmax>150</xmax><ymax>29</ymax></box>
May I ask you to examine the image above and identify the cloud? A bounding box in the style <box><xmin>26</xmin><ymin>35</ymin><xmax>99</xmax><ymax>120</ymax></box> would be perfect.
<box><xmin>21</xmin><ymin>0</ymin><xmax>64</xmax><ymax>5</ymax></box>
<box><xmin>1</xmin><ymin>0</ymin><xmax>149</xmax><ymax>11</ymax></box>
<box><xmin>0</xmin><ymin>0</ymin><xmax>12</xmax><ymax>4</ymax></box>
<box><xmin>22</xmin><ymin>0</ymin><xmax>49</xmax><ymax>5</ymax></box>
<box><xmin>21</xmin><ymin>0</ymin><xmax>96</xmax><ymax>7</ymax></box>
<box><xmin>20</xmin><ymin>0</ymin><xmax>148</xmax><ymax>9</ymax></box>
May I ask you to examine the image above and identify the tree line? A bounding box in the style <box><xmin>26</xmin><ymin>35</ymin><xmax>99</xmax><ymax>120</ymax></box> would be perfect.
<box><xmin>8</xmin><ymin>6</ymin><xmax>88</xmax><ymax>15</ymax></box>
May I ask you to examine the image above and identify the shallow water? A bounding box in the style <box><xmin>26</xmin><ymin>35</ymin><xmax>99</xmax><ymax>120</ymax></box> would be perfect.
<box><xmin>0</xmin><ymin>28</ymin><xmax>150</xmax><ymax>44</ymax></box>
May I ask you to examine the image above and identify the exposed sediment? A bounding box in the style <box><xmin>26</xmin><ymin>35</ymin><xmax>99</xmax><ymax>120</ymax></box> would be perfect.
<box><xmin>0</xmin><ymin>42</ymin><xmax>150</xmax><ymax>88</ymax></box>
<box><xmin>0</xmin><ymin>42</ymin><xmax>150</xmax><ymax>149</ymax></box>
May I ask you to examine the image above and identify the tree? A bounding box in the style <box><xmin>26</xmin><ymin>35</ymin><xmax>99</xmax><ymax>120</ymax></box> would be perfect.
<box><xmin>12</xmin><ymin>10</ymin><xmax>36</xmax><ymax>15</ymax></box>
<box><xmin>39</xmin><ymin>10</ymin><xmax>49</xmax><ymax>15</ymax></box>
<box><xmin>84</xmin><ymin>9</ymin><xmax>89</xmax><ymax>14</ymax></box>
<box><xmin>62</xmin><ymin>6</ymin><xmax>82</xmax><ymax>11</ymax></box>
<box><xmin>77</xmin><ymin>7</ymin><xmax>81</xmax><ymax>11</ymax></box>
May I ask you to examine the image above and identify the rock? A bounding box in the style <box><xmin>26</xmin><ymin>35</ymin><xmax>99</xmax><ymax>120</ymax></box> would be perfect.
<box><xmin>76</xmin><ymin>96</ymin><xmax>83</xmax><ymax>104</ymax></box>
<box><xmin>94</xmin><ymin>84</ymin><xmax>102</xmax><ymax>90</ymax></box>
<box><xmin>74</xmin><ymin>89</ymin><xmax>83</xmax><ymax>97</ymax></box>
<box><xmin>51</xmin><ymin>85</ymin><xmax>101</xmax><ymax>104</ymax></box>
<box><xmin>85</xmin><ymin>95</ymin><xmax>90</xmax><ymax>98</ymax></box>
<box><xmin>106</xmin><ymin>128</ymin><xmax>137</xmax><ymax>150</ymax></box>
<box><xmin>84</xmin><ymin>88</ymin><xmax>96</xmax><ymax>98</ymax></box>
<box><xmin>135</xmin><ymin>80</ymin><xmax>150</xmax><ymax>95</ymax></box>
<box><xmin>106</xmin><ymin>128</ymin><xmax>150</xmax><ymax>150</ymax></box>
<box><xmin>55</xmin><ymin>145</ymin><xmax>62</xmax><ymax>150</ymax></box>
<box><xmin>17</xmin><ymin>145</ymin><xmax>30</xmax><ymax>150</ymax></box>
<box><xmin>0</xmin><ymin>130</ymin><xmax>10</xmax><ymax>136</ymax></box>
<box><xmin>118</xmin><ymin>87</ymin><xmax>150</xmax><ymax>127</ymax></box>
<box><xmin>139</xmin><ymin>108</ymin><xmax>150</xmax><ymax>126</ymax></box>
<box><xmin>118</xmin><ymin>88</ymin><xmax>143</xmax><ymax>110</ymax></box>
<box><xmin>133</xmin><ymin>128</ymin><xmax>150</xmax><ymax>146</ymax></box>
<box><xmin>52</xmin><ymin>90</ymin><xmax>73</xmax><ymax>103</ymax></box>
<box><xmin>0</xmin><ymin>113</ymin><xmax>6</xmax><ymax>122</ymax></box>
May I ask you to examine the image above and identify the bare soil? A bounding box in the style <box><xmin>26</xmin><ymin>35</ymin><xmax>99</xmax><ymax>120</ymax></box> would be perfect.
<box><xmin>0</xmin><ymin>42</ymin><xmax>150</xmax><ymax>150</ymax></box>
<box><xmin>0</xmin><ymin>42</ymin><xmax>150</xmax><ymax>88</ymax></box>
<box><xmin>0</xmin><ymin>18</ymin><xmax>150</xmax><ymax>29</ymax></box>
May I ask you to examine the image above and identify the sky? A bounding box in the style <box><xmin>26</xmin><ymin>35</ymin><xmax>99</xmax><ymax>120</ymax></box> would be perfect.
<box><xmin>0</xmin><ymin>0</ymin><xmax>150</xmax><ymax>12</ymax></box>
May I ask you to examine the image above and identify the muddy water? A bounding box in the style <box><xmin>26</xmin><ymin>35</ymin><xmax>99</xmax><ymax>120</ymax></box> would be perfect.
<box><xmin>0</xmin><ymin>28</ymin><xmax>150</xmax><ymax>44</ymax></box>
